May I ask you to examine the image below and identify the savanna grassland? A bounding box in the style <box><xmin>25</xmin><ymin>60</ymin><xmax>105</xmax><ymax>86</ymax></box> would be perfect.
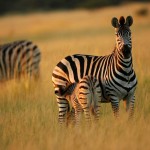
<box><xmin>0</xmin><ymin>2</ymin><xmax>150</xmax><ymax>150</ymax></box>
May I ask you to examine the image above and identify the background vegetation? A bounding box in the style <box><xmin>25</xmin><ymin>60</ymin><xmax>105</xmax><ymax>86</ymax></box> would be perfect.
<box><xmin>0</xmin><ymin>2</ymin><xmax>150</xmax><ymax>150</ymax></box>
<box><xmin>0</xmin><ymin>0</ymin><xmax>149</xmax><ymax>14</ymax></box>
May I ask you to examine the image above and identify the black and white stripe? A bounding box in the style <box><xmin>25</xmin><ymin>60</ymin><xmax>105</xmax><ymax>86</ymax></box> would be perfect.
<box><xmin>0</xmin><ymin>40</ymin><xmax>41</xmax><ymax>80</ymax></box>
<box><xmin>65</xmin><ymin>76</ymin><xmax>101</xmax><ymax>125</ymax></box>
<box><xmin>52</xmin><ymin>16</ymin><xmax>137</xmax><ymax>123</ymax></box>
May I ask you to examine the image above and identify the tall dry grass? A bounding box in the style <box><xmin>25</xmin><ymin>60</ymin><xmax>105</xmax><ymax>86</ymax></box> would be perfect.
<box><xmin>0</xmin><ymin>2</ymin><xmax>150</xmax><ymax>150</ymax></box>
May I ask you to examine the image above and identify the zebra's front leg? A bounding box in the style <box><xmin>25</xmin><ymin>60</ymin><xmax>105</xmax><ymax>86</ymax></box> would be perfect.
<box><xmin>124</xmin><ymin>95</ymin><xmax>135</xmax><ymax>119</ymax></box>
<box><xmin>110</xmin><ymin>98</ymin><xmax>119</xmax><ymax>119</ymax></box>
<box><xmin>57</xmin><ymin>96</ymin><xmax>70</xmax><ymax>124</ymax></box>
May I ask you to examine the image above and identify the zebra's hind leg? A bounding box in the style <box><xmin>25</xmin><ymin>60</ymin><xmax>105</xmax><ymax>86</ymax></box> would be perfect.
<box><xmin>56</xmin><ymin>96</ymin><xmax>69</xmax><ymax>124</ymax></box>
<box><xmin>66</xmin><ymin>107</ymin><xmax>75</xmax><ymax>126</ymax></box>
<box><xmin>83</xmin><ymin>106</ymin><xmax>91</xmax><ymax>124</ymax></box>
<box><xmin>93</xmin><ymin>91</ymin><xmax>101</xmax><ymax>121</ymax></box>
<box><xmin>93</xmin><ymin>105</ymin><xmax>101</xmax><ymax>121</ymax></box>
<box><xmin>74</xmin><ymin>105</ymin><xmax>82</xmax><ymax>127</ymax></box>
<box><xmin>79</xmin><ymin>96</ymin><xmax>91</xmax><ymax>124</ymax></box>
<box><xmin>71</xmin><ymin>97</ymin><xmax>82</xmax><ymax>127</ymax></box>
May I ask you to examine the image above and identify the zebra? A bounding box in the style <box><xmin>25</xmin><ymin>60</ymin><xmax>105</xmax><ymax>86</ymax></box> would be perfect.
<box><xmin>0</xmin><ymin>40</ymin><xmax>41</xmax><ymax>81</ymax></box>
<box><xmin>52</xmin><ymin>16</ymin><xmax>137</xmax><ymax>124</ymax></box>
<box><xmin>64</xmin><ymin>76</ymin><xmax>101</xmax><ymax>125</ymax></box>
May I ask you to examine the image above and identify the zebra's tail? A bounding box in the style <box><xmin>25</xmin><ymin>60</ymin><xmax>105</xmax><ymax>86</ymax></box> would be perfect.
<box><xmin>54</xmin><ymin>85</ymin><xmax>66</xmax><ymax>96</ymax></box>
<box><xmin>54</xmin><ymin>83</ymin><xmax>77</xmax><ymax>97</ymax></box>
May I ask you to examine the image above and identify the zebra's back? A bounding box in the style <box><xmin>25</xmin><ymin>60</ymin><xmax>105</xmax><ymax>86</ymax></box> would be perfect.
<box><xmin>0</xmin><ymin>40</ymin><xmax>41</xmax><ymax>80</ymax></box>
<box><xmin>53</xmin><ymin>53</ymin><xmax>137</xmax><ymax>98</ymax></box>
<box><xmin>52</xmin><ymin>54</ymin><xmax>108</xmax><ymax>99</ymax></box>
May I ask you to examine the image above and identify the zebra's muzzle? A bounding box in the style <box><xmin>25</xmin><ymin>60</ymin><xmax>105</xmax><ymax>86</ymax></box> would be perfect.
<box><xmin>122</xmin><ymin>45</ymin><xmax>131</xmax><ymax>58</ymax></box>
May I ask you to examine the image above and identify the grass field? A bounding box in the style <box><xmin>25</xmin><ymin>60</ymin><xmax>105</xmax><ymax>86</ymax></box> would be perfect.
<box><xmin>0</xmin><ymin>2</ymin><xmax>150</xmax><ymax>150</ymax></box>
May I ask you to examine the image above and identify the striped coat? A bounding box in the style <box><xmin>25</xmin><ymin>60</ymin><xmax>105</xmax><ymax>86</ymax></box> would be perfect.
<box><xmin>52</xmin><ymin>16</ymin><xmax>137</xmax><ymax>123</ymax></box>
<box><xmin>0</xmin><ymin>40</ymin><xmax>41</xmax><ymax>80</ymax></box>
<box><xmin>65</xmin><ymin>76</ymin><xmax>101</xmax><ymax>125</ymax></box>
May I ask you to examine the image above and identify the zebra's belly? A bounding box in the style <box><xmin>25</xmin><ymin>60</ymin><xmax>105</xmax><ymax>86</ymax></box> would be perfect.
<box><xmin>101</xmin><ymin>97</ymin><xmax>111</xmax><ymax>103</ymax></box>
<box><xmin>101</xmin><ymin>82</ymin><xmax>136</xmax><ymax>102</ymax></box>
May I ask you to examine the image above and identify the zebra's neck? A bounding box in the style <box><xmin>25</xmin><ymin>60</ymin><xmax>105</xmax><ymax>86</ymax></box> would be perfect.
<box><xmin>114</xmin><ymin>47</ymin><xmax>133</xmax><ymax>74</ymax></box>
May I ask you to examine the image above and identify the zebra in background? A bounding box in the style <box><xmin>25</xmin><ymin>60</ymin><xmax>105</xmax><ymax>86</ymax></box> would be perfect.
<box><xmin>0</xmin><ymin>40</ymin><xmax>41</xmax><ymax>81</ymax></box>
<box><xmin>65</xmin><ymin>76</ymin><xmax>101</xmax><ymax>125</ymax></box>
<box><xmin>52</xmin><ymin>16</ymin><xmax>137</xmax><ymax>124</ymax></box>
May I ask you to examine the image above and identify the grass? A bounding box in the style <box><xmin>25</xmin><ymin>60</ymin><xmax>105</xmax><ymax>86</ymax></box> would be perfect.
<box><xmin>0</xmin><ymin>2</ymin><xmax>150</xmax><ymax>150</ymax></box>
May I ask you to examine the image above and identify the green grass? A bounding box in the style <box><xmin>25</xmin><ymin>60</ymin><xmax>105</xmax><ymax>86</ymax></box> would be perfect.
<box><xmin>0</xmin><ymin>2</ymin><xmax>150</xmax><ymax>150</ymax></box>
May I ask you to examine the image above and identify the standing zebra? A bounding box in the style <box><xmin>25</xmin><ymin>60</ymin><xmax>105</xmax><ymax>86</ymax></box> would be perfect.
<box><xmin>65</xmin><ymin>76</ymin><xmax>101</xmax><ymax>125</ymax></box>
<box><xmin>0</xmin><ymin>40</ymin><xmax>41</xmax><ymax>80</ymax></box>
<box><xmin>52</xmin><ymin>16</ymin><xmax>137</xmax><ymax>124</ymax></box>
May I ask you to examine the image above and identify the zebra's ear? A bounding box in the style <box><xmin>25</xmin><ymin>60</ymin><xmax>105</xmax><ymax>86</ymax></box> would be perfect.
<box><xmin>111</xmin><ymin>17</ymin><xmax>119</xmax><ymax>28</ymax></box>
<box><xmin>126</xmin><ymin>16</ymin><xmax>133</xmax><ymax>27</ymax></box>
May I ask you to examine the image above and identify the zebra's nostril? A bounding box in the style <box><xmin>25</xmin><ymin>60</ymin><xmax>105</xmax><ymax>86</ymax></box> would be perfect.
<box><xmin>122</xmin><ymin>44</ymin><xmax>131</xmax><ymax>58</ymax></box>
<box><xmin>123</xmin><ymin>44</ymin><xmax>131</xmax><ymax>51</ymax></box>
<box><xmin>124</xmin><ymin>45</ymin><xmax>129</xmax><ymax>49</ymax></box>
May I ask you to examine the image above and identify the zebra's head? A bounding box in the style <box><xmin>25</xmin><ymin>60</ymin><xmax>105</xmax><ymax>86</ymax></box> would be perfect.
<box><xmin>111</xmin><ymin>16</ymin><xmax>133</xmax><ymax>58</ymax></box>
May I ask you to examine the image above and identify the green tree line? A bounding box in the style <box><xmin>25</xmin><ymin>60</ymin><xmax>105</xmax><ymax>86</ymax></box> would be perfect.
<box><xmin>0</xmin><ymin>0</ymin><xmax>148</xmax><ymax>14</ymax></box>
